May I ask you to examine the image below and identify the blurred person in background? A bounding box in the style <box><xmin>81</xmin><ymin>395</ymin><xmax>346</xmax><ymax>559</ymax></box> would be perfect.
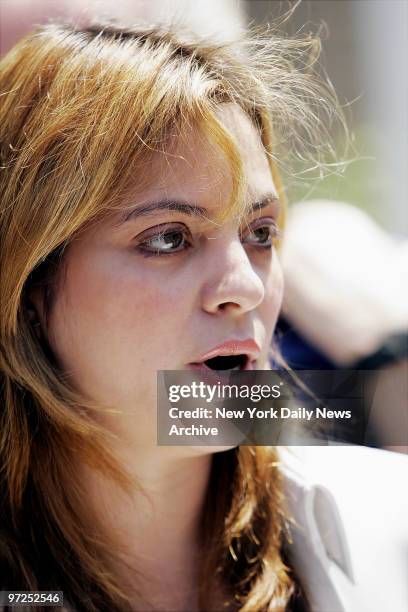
<box><xmin>0</xmin><ymin>0</ymin><xmax>244</xmax><ymax>55</ymax></box>
<box><xmin>277</xmin><ymin>200</ymin><xmax>408</xmax><ymax>452</ymax></box>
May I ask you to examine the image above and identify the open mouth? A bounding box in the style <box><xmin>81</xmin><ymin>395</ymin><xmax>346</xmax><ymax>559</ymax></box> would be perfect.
<box><xmin>192</xmin><ymin>354</ymin><xmax>250</xmax><ymax>371</ymax></box>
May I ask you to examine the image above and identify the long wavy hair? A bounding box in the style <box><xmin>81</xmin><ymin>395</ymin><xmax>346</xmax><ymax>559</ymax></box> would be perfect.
<box><xmin>0</xmin><ymin>20</ymin><xmax>343</xmax><ymax>612</ymax></box>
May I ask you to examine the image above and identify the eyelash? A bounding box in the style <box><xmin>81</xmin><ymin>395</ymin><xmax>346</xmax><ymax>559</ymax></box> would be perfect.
<box><xmin>134</xmin><ymin>219</ymin><xmax>281</xmax><ymax>257</ymax></box>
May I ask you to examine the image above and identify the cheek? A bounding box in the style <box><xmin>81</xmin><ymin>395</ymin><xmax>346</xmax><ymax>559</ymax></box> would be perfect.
<box><xmin>261</xmin><ymin>253</ymin><xmax>284</xmax><ymax>330</ymax></box>
<box><xmin>46</xmin><ymin>250</ymin><xmax>194</xmax><ymax>399</ymax></box>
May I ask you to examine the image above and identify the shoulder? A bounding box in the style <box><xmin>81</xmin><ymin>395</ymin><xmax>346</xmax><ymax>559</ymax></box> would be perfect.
<box><xmin>278</xmin><ymin>445</ymin><xmax>408</xmax><ymax>612</ymax></box>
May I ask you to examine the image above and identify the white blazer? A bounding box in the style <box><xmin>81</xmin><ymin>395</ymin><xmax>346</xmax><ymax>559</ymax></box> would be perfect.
<box><xmin>279</xmin><ymin>445</ymin><xmax>408</xmax><ymax>612</ymax></box>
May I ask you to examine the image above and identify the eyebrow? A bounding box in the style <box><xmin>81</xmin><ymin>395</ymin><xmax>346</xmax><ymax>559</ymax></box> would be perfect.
<box><xmin>117</xmin><ymin>193</ymin><xmax>280</xmax><ymax>226</ymax></box>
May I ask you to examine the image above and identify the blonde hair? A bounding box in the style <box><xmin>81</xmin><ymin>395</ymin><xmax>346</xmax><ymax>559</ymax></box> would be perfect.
<box><xmin>0</xmin><ymin>21</ymin><xmax>340</xmax><ymax>611</ymax></box>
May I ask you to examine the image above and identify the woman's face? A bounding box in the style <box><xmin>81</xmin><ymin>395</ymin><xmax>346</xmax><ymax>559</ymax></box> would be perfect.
<box><xmin>39</xmin><ymin>104</ymin><xmax>284</xmax><ymax>444</ymax></box>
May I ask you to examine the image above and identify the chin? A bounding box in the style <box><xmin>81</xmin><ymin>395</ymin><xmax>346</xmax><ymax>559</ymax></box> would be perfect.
<box><xmin>177</xmin><ymin>444</ymin><xmax>239</xmax><ymax>457</ymax></box>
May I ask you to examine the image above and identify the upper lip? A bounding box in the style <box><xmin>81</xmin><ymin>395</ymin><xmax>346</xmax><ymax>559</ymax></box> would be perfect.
<box><xmin>190</xmin><ymin>339</ymin><xmax>261</xmax><ymax>364</ymax></box>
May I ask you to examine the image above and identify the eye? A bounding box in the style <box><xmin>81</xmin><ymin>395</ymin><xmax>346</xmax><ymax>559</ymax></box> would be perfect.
<box><xmin>241</xmin><ymin>218</ymin><xmax>280</xmax><ymax>249</ymax></box>
<box><xmin>135</xmin><ymin>223</ymin><xmax>192</xmax><ymax>256</ymax></box>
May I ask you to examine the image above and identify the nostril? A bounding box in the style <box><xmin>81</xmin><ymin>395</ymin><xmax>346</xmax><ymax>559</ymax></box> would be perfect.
<box><xmin>218</xmin><ymin>301</ymin><xmax>243</xmax><ymax>312</ymax></box>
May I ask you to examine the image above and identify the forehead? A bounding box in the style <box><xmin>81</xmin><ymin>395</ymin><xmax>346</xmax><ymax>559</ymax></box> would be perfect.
<box><xmin>123</xmin><ymin>104</ymin><xmax>276</xmax><ymax>214</ymax></box>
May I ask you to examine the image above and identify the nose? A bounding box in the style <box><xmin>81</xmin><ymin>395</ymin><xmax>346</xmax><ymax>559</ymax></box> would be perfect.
<box><xmin>201</xmin><ymin>237</ymin><xmax>265</xmax><ymax>315</ymax></box>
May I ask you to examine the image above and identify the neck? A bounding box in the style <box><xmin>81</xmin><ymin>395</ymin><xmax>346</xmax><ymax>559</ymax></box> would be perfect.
<box><xmin>82</xmin><ymin>444</ymin><xmax>215</xmax><ymax>610</ymax></box>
